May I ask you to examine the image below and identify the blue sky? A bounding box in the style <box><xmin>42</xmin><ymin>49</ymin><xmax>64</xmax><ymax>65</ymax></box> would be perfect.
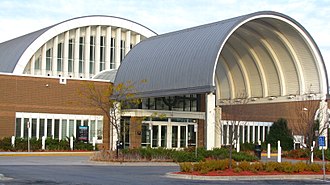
<box><xmin>0</xmin><ymin>0</ymin><xmax>329</xmax><ymax>71</ymax></box>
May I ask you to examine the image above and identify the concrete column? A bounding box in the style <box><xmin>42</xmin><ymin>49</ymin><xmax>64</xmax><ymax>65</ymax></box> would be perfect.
<box><xmin>135</xmin><ymin>34</ymin><xmax>141</xmax><ymax>44</ymax></box>
<box><xmin>63</xmin><ymin>31</ymin><xmax>69</xmax><ymax>77</ymax></box>
<box><xmin>52</xmin><ymin>36</ymin><xmax>58</xmax><ymax>76</ymax></box>
<box><xmin>74</xmin><ymin>28</ymin><xmax>80</xmax><ymax>78</ymax></box>
<box><xmin>167</xmin><ymin>119</ymin><xmax>172</xmax><ymax>148</ymax></box>
<box><xmin>242</xmin><ymin>125</ymin><xmax>245</xmax><ymax>143</ymax></box>
<box><xmin>247</xmin><ymin>124</ymin><xmax>250</xmax><ymax>143</ymax></box>
<box><xmin>41</xmin><ymin>43</ymin><xmax>47</xmax><ymax>75</ymax></box>
<box><xmin>205</xmin><ymin>93</ymin><xmax>216</xmax><ymax>150</ymax></box>
<box><xmin>95</xmin><ymin>26</ymin><xmax>101</xmax><ymax>73</ymax></box>
<box><xmin>105</xmin><ymin>26</ymin><xmax>111</xmax><ymax>70</ymax></box>
<box><xmin>115</xmin><ymin>28</ymin><xmax>121</xmax><ymax>69</ymax></box>
<box><xmin>84</xmin><ymin>26</ymin><xmax>91</xmax><ymax>78</ymax></box>
<box><xmin>214</xmin><ymin>106</ymin><xmax>221</xmax><ymax>148</ymax></box>
<box><xmin>125</xmin><ymin>30</ymin><xmax>131</xmax><ymax>55</ymax></box>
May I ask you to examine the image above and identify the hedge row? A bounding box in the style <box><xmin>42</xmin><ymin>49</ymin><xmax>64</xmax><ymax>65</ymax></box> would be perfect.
<box><xmin>284</xmin><ymin>148</ymin><xmax>330</xmax><ymax>160</ymax></box>
<box><xmin>0</xmin><ymin>137</ymin><xmax>94</xmax><ymax>151</ymax></box>
<box><xmin>91</xmin><ymin>147</ymin><xmax>258</xmax><ymax>162</ymax></box>
<box><xmin>179</xmin><ymin>160</ymin><xmax>329</xmax><ymax>174</ymax></box>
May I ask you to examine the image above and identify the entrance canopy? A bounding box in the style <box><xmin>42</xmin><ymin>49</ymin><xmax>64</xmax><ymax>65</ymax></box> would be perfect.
<box><xmin>114</xmin><ymin>11</ymin><xmax>328</xmax><ymax>102</ymax></box>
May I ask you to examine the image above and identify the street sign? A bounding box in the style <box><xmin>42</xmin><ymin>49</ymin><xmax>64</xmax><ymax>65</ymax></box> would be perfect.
<box><xmin>319</xmin><ymin>136</ymin><xmax>325</xmax><ymax>147</ymax></box>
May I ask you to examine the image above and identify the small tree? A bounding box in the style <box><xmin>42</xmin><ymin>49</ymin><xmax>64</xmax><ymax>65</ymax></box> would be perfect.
<box><xmin>78</xmin><ymin>81</ymin><xmax>141</xmax><ymax>151</ymax></box>
<box><xmin>266</xmin><ymin>118</ymin><xmax>293</xmax><ymax>151</ymax></box>
<box><xmin>220</xmin><ymin>92</ymin><xmax>250</xmax><ymax>169</ymax></box>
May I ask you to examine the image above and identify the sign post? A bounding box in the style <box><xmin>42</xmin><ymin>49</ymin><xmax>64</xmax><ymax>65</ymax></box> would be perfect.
<box><xmin>318</xmin><ymin>136</ymin><xmax>326</xmax><ymax>180</ymax></box>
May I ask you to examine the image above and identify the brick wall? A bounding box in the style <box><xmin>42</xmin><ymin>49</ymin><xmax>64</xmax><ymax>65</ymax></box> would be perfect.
<box><xmin>0</xmin><ymin>74</ymin><xmax>111</xmax><ymax>148</ymax></box>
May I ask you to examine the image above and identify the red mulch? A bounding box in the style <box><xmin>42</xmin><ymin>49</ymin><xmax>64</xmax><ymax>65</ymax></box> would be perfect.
<box><xmin>175</xmin><ymin>169</ymin><xmax>325</xmax><ymax>176</ymax></box>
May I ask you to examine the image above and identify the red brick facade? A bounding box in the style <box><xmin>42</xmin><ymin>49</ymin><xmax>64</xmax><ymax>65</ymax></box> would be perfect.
<box><xmin>0</xmin><ymin>74</ymin><xmax>111</xmax><ymax>149</ymax></box>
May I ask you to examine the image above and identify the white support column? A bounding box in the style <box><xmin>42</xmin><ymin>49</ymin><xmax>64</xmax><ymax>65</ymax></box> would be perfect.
<box><xmin>125</xmin><ymin>30</ymin><xmax>131</xmax><ymax>55</ymax></box>
<box><xmin>247</xmin><ymin>124</ymin><xmax>250</xmax><ymax>143</ymax></box>
<box><xmin>41</xmin><ymin>43</ymin><xmax>47</xmax><ymax>76</ymax></box>
<box><xmin>135</xmin><ymin>34</ymin><xmax>141</xmax><ymax>45</ymax></box>
<box><xmin>214</xmin><ymin>106</ymin><xmax>221</xmax><ymax>148</ymax></box>
<box><xmin>30</xmin><ymin>55</ymin><xmax>35</xmax><ymax>75</ymax></box>
<box><xmin>95</xmin><ymin>26</ymin><xmax>101</xmax><ymax>73</ymax></box>
<box><xmin>205</xmin><ymin>93</ymin><xmax>216</xmax><ymax>150</ymax></box>
<box><xmin>36</xmin><ymin>118</ymin><xmax>40</xmax><ymax>140</ymax></box>
<box><xmin>262</xmin><ymin>125</ymin><xmax>266</xmax><ymax>142</ymax></box>
<box><xmin>177</xmin><ymin>126</ymin><xmax>181</xmax><ymax>148</ymax></box>
<box><xmin>52</xmin><ymin>36</ymin><xmax>58</xmax><ymax>76</ymax></box>
<box><xmin>167</xmin><ymin>119</ymin><xmax>172</xmax><ymax>148</ymax></box>
<box><xmin>252</xmin><ymin>125</ymin><xmax>255</xmax><ymax>143</ymax></box>
<box><xmin>74</xmin><ymin>28</ymin><xmax>80</xmax><ymax>78</ymax></box>
<box><xmin>257</xmin><ymin>125</ymin><xmax>260</xmax><ymax>143</ymax></box>
<box><xmin>115</xmin><ymin>28</ymin><xmax>121</xmax><ymax>69</ymax></box>
<box><xmin>242</xmin><ymin>125</ymin><xmax>245</xmax><ymax>143</ymax></box>
<box><xmin>84</xmin><ymin>26</ymin><xmax>91</xmax><ymax>78</ymax></box>
<box><xmin>158</xmin><ymin>125</ymin><xmax>161</xmax><ymax>147</ymax></box>
<box><xmin>63</xmin><ymin>31</ymin><xmax>69</xmax><ymax>77</ymax></box>
<box><xmin>105</xmin><ymin>26</ymin><xmax>111</xmax><ymax>70</ymax></box>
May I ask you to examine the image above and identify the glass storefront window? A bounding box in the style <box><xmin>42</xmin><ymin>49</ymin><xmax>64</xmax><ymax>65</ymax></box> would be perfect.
<box><xmin>61</xmin><ymin>119</ymin><xmax>67</xmax><ymax>140</ymax></box>
<box><xmin>180</xmin><ymin>126</ymin><xmax>186</xmax><ymax>148</ymax></box>
<box><xmin>161</xmin><ymin>125</ymin><xmax>167</xmax><ymax>147</ymax></box>
<box><xmin>32</xmin><ymin>118</ymin><xmax>37</xmax><ymax>138</ymax></box>
<box><xmin>152</xmin><ymin>125</ymin><xmax>158</xmax><ymax>147</ymax></box>
<box><xmin>172</xmin><ymin>126</ymin><xmax>178</xmax><ymax>147</ymax></box>
<box><xmin>141</xmin><ymin>123</ymin><xmax>150</xmax><ymax>147</ymax></box>
<box><xmin>188</xmin><ymin>125</ymin><xmax>196</xmax><ymax>146</ymax></box>
<box><xmin>15</xmin><ymin>118</ymin><xmax>21</xmax><ymax>137</ymax></box>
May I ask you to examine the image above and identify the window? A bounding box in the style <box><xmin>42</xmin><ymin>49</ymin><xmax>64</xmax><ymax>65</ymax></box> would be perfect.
<box><xmin>120</xmin><ymin>40</ymin><xmax>125</xmax><ymax>61</ymax></box>
<box><xmin>161</xmin><ymin>125</ymin><xmax>167</xmax><ymax>147</ymax></box>
<box><xmin>34</xmin><ymin>55</ymin><xmax>41</xmax><ymax>70</ymax></box>
<box><xmin>100</xmin><ymin>36</ymin><xmax>105</xmax><ymax>71</ymax></box>
<box><xmin>110</xmin><ymin>38</ymin><xmax>115</xmax><ymax>69</ymax></box>
<box><xmin>39</xmin><ymin>119</ymin><xmax>45</xmax><ymax>138</ymax></box>
<box><xmin>68</xmin><ymin>120</ymin><xmax>75</xmax><ymax>137</ymax></box>
<box><xmin>141</xmin><ymin>123</ymin><xmax>150</xmax><ymax>147</ymax></box>
<box><xmin>15</xmin><ymin>118</ymin><xmax>21</xmax><ymax>137</ymax></box>
<box><xmin>61</xmin><ymin>119</ymin><xmax>67</xmax><ymax>140</ymax></box>
<box><xmin>97</xmin><ymin>120</ymin><xmax>103</xmax><ymax>140</ymax></box>
<box><xmin>23</xmin><ymin>118</ymin><xmax>29</xmax><ymax>139</ymax></box>
<box><xmin>172</xmin><ymin>126</ymin><xmax>178</xmax><ymax>147</ymax></box>
<box><xmin>68</xmin><ymin>39</ymin><xmax>74</xmax><ymax>73</ymax></box>
<box><xmin>180</xmin><ymin>126</ymin><xmax>186</xmax><ymax>148</ymax></box>
<box><xmin>89</xmin><ymin>36</ymin><xmax>95</xmax><ymax>74</ymax></box>
<box><xmin>54</xmin><ymin>119</ymin><xmax>60</xmax><ymax>139</ymax></box>
<box><xmin>79</xmin><ymin>37</ymin><xmax>84</xmax><ymax>73</ymax></box>
<box><xmin>32</xmin><ymin>118</ymin><xmax>37</xmax><ymax>138</ymax></box>
<box><xmin>47</xmin><ymin>119</ymin><xmax>52</xmax><ymax>138</ymax></box>
<box><xmin>57</xmin><ymin>43</ymin><xmax>63</xmax><ymax>71</ymax></box>
<box><xmin>152</xmin><ymin>125</ymin><xmax>158</xmax><ymax>147</ymax></box>
<box><xmin>46</xmin><ymin>48</ymin><xmax>52</xmax><ymax>71</ymax></box>
<box><xmin>90</xmin><ymin>120</ymin><xmax>95</xmax><ymax>143</ymax></box>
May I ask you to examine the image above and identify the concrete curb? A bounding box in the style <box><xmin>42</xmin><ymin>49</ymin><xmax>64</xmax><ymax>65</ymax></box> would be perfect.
<box><xmin>165</xmin><ymin>172</ymin><xmax>330</xmax><ymax>181</ymax></box>
<box><xmin>0</xmin><ymin>152</ymin><xmax>93</xmax><ymax>157</ymax></box>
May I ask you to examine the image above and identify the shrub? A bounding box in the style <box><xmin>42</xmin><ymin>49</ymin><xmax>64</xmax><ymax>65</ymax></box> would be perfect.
<box><xmin>308</xmin><ymin>163</ymin><xmax>322</xmax><ymax>172</ymax></box>
<box><xmin>279</xmin><ymin>162</ymin><xmax>294</xmax><ymax>173</ymax></box>
<box><xmin>238</xmin><ymin>161</ymin><xmax>251</xmax><ymax>171</ymax></box>
<box><xmin>179</xmin><ymin>162</ymin><xmax>193</xmax><ymax>172</ymax></box>
<box><xmin>0</xmin><ymin>137</ymin><xmax>13</xmax><ymax>151</ymax></box>
<box><xmin>250</xmin><ymin>162</ymin><xmax>264</xmax><ymax>172</ymax></box>
<box><xmin>264</xmin><ymin>162</ymin><xmax>278</xmax><ymax>172</ymax></box>
<box><xmin>234</xmin><ymin>167</ymin><xmax>242</xmax><ymax>173</ymax></box>
<box><xmin>285</xmin><ymin>149</ymin><xmax>309</xmax><ymax>159</ymax></box>
<box><xmin>293</xmin><ymin>161</ymin><xmax>308</xmax><ymax>172</ymax></box>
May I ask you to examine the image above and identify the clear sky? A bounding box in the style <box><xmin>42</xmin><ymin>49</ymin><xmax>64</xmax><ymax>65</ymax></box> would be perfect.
<box><xmin>0</xmin><ymin>0</ymin><xmax>329</xmax><ymax>72</ymax></box>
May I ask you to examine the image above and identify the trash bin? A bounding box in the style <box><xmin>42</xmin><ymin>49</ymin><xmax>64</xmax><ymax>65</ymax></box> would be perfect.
<box><xmin>254</xmin><ymin>144</ymin><xmax>262</xmax><ymax>159</ymax></box>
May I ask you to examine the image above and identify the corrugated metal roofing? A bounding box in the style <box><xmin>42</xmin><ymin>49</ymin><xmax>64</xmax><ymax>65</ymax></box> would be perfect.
<box><xmin>93</xmin><ymin>69</ymin><xmax>117</xmax><ymax>83</ymax></box>
<box><xmin>0</xmin><ymin>15</ymin><xmax>156</xmax><ymax>74</ymax></box>
<box><xmin>114</xmin><ymin>11</ymin><xmax>328</xmax><ymax>98</ymax></box>
<box><xmin>0</xmin><ymin>27</ymin><xmax>50</xmax><ymax>72</ymax></box>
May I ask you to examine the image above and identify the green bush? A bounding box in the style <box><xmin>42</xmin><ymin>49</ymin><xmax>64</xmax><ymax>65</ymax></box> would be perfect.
<box><xmin>0</xmin><ymin>137</ymin><xmax>13</xmax><ymax>151</ymax></box>
<box><xmin>179</xmin><ymin>162</ymin><xmax>193</xmax><ymax>172</ymax></box>
<box><xmin>285</xmin><ymin>149</ymin><xmax>309</xmax><ymax>158</ymax></box>
<box><xmin>264</xmin><ymin>162</ymin><xmax>278</xmax><ymax>172</ymax></box>
<box><xmin>250</xmin><ymin>162</ymin><xmax>264</xmax><ymax>172</ymax></box>
<box><xmin>308</xmin><ymin>163</ymin><xmax>322</xmax><ymax>172</ymax></box>
<box><xmin>293</xmin><ymin>161</ymin><xmax>307</xmax><ymax>172</ymax></box>
<box><xmin>74</xmin><ymin>141</ymin><xmax>93</xmax><ymax>151</ymax></box>
<box><xmin>238</xmin><ymin>161</ymin><xmax>251</xmax><ymax>171</ymax></box>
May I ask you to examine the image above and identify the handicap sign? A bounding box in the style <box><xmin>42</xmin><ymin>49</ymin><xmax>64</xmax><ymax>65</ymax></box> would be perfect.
<box><xmin>319</xmin><ymin>136</ymin><xmax>326</xmax><ymax>147</ymax></box>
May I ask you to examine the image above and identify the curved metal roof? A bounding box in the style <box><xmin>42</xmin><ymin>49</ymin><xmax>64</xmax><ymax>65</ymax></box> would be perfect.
<box><xmin>114</xmin><ymin>11</ymin><xmax>328</xmax><ymax>101</ymax></box>
<box><xmin>0</xmin><ymin>15</ymin><xmax>156</xmax><ymax>74</ymax></box>
<box><xmin>93</xmin><ymin>69</ymin><xmax>117</xmax><ymax>83</ymax></box>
